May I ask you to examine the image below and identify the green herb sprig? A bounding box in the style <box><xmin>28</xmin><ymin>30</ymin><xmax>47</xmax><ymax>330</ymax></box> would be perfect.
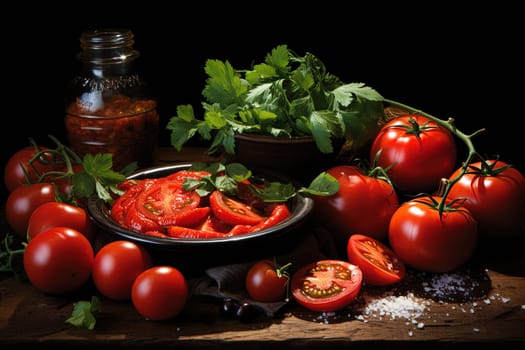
<box><xmin>185</xmin><ymin>162</ymin><xmax>339</xmax><ymax>202</ymax></box>
<box><xmin>167</xmin><ymin>45</ymin><xmax>385</xmax><ymax>157</ymax></box>
<box><xmin>65</xmin><ymin>296</ymin><xmax>101</xmax><ymax>330</ymax></box>
<box><xmin>23</xmin><ymin>135</ymin><xmax>135</xmax><ymax>205</ymax></box>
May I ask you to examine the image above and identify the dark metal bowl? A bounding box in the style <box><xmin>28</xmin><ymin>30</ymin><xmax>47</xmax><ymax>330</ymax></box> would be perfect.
<box><xmin>87</xmin><ymin>163</ymin><xmax>314</xmax><ymax>275</ymax></box>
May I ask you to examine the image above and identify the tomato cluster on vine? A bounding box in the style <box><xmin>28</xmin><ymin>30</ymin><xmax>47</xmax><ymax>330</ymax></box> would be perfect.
<box><xmin>313</xmin><ymin>111</ymin><xmax>525</xmax><ymax>277</ymax></box>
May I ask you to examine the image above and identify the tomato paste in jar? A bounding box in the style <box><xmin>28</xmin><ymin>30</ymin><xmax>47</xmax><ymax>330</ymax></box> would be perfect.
<box><xmin>64</xmin><ymin>29</ymin><xmax>159</xmax><ymax>170</ymax></box>
<box><xmin>65</xmin><ymin>94</ymin><xmax>159</xmax><ymax>170</ymax></box>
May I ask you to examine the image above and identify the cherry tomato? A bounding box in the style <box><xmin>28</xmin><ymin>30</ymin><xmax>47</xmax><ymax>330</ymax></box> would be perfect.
<box><xmin>447</xmin><ymin>160</ymin><xmax>525</xmax><ymax>239</ymax></box>
<box><xmin>388</xmin><ymin>196</ymin><xmax>478</xmax><ymax>273</ymax></box>
<box><xmin>27</xmin><ymin>201</ymin><xmax>95</xmax><ymax>241</ymax></box>
<box><xmin>209</xmin><ymin>190</ymin><xmax>264</xmax><ymax>226</ymax></box>
<box><xmin>346</xmin><ymin>234</ymin><xmax>405</xmax><ymax>286</ymax></box>
<box><xmin>92</xmin><ymin>240</ymin><xmax>153</xmax><ymax>301</ymax></box>
<box><xmin>245</xmin><ymin>258</ymin><xmax>291</xmax><ymax>302</ymax></box>
<box><xmin>290</xmin><ymin>259</ymin><xmax>362</xmax><ymax>312</ymax></box>
<box><xmin>23</xmin><ymin>226</ymin><xmax>94</xmax><ymax>295</ymax></box>
<box><xmin>4</xmin><ymin>146</ymin><xmax>57</xmax><ymax>192</ymax></box>
<box><xmin>370</xmin><ymin>114</ymin><xmax>457</xmax><ymax>193</ymax></box>
<box><xmin>5</xmin><ymin>183</ymin><xmax>57</xmax><ymax>239</ymax></box>
<box><xmin>131</xmin><ymin>266</ymin><xmax>188</xmax><ymax>321</ymax></box>
<box><xmin>312</xmin><ymin>165</ymin><xmax>399</xmax><ymax>244</ymax></box>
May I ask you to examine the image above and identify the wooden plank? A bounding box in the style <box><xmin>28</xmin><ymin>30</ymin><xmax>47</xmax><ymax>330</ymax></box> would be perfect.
<box><xmin>1</xmin><ymin>265</ymin><xmax>524</xmax><ymax>348</ymax></box>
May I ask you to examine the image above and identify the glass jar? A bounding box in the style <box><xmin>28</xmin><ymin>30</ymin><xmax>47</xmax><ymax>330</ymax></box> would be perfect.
<box><xmin>65</xmin><ymin>28</ymin><xmax>159</xmax><ymax>170</ymax></box>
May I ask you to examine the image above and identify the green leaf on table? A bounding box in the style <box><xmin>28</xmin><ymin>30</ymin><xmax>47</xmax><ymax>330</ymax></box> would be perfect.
<box><xmin>65</xmin><ymin>296</ymin><xmax>101</xmax><ymax>330</ymax></box>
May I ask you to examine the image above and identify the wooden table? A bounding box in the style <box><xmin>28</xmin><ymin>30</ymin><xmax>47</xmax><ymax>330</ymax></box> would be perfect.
<box><xmin>1</xmin><ymin>147</ymin><xmax>525</xmax><ymax>349</ymax></box>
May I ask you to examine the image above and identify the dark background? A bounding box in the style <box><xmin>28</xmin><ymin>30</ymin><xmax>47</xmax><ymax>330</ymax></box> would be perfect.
<box><xmin>2</xmin><ymin>3</ymin><xmax>523</xmax><ymax>198</ymax></box>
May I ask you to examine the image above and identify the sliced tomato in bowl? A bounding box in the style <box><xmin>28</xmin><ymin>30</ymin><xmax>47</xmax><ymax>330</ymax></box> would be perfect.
<box><xmin>209</xmin><ymin>190</ymin><xmax>264</xmax><ymax>226</ymax></box>
<box><xmin>290</xmin><ymin>259</ymin><xmax>362</xmax><ymax>313</ymax></box>
<box><xmin>134</xmin><ymin>180</ymin><xmax>202</xmax><ymax>224</ymax></box>
<box><xmin>346</xmin><ymin>234</ymin><xmax>405</xmax><ymax>286</ymax></box>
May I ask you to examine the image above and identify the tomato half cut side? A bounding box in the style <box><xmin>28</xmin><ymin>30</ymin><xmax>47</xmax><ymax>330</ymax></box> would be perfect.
<box><xmin>346</xmin><ymin>234</ymin><xmax>405</xmax><ymax>286</ymax></box>
<box><xmin>290</xmin><ymin>259</ymin><xmax>362</xmax><ymax>313</ymax></box>
<box><xmin>135</xmin><ymin>180</ymin><xmax>201</xmax><ymax>224</ymax></box>
<box><xmin>209</xmin><ymin>190</ymin><xmax>264</xmax><ymax>226</ymax></box>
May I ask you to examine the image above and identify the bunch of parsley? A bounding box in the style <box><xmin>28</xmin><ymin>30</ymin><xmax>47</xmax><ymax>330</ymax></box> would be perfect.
<box><xmin>167</xmin><ymin>44</ymin><xmax>385</xmax><ymax>156</ymax></box>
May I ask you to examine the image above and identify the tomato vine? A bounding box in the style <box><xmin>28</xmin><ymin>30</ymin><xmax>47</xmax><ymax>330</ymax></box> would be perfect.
<box><xmin>383</xmin><ymin>98</ymin><xmax>493</xmax><ymax>215</ymax></box>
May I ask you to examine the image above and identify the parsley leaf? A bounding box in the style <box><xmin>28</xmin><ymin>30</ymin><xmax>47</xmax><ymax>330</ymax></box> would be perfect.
<box><xmin>65</xmin><ymin>296</ymin><xmax>101</xmax><ymax>330</ymax></box>
<box><xmin>168</xmin><ymin>44</ymin><xmax>385</xmax><ymax>157</ymax></box>
<box><xmin>186</xmin><ymin>161</ymin><xmax>338</xmax><ymax>202</ymax></box>
<box><xmin>72</xmin><ymin>153</ymin><xmax>129</xmax><ymax>203</ymax></box>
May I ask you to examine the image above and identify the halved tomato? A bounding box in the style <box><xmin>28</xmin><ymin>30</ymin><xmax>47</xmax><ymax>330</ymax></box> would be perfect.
<box><xmin>135</xmin><ymin>180</ymin><xmax>201</xmax><ymax>224</ymax></box>
<box><xmin>209</xmin><ymin>190</ymin><xmax>264</xmax><ymax>226</ymax></box>
<box><xmin>290</xmin><ymin>259</ymin><xmax>362</xmax><ymax>313</ymax></box>
<box><xmin>346</xmin><ymin>234</ymin><xmax>405</xmax><ymax>286</ymax></box>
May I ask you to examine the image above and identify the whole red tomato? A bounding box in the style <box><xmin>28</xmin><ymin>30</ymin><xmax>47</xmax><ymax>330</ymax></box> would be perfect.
<box><xmin>447</xmin><ymin>160</ymin><xmax>525</xmax><ymax>239</ymax></box>
<box><xmin>312</xmin><ymin>165</ymin><xmax>399</xmax><ymax>244</ymax></box>
<box><xmin>347</xmin><ymin>234</ymin><xmax>405</xmax><ymax>286</ymax></box>
<box><xmin>131</xmin><ymin>266</ymin><xmax>188</xmax><ymax>321</ymax></box>
<box><xmin>27</xmin><ymin>201</ymin><xmax>95</xmax><ymax>241</ymax></box>
<box><xmin>388</xmin><ymin>196</ymin><xmax>478</xmax><ymax>273</ymax></box>
<box><xmin>23</xmin><ymin>226</ymin><xmax>94</xmax><ymax>295</ymax></box>
<box><xmin>4</xmin><ymin>146</ymin><xmax>57</xmax><ymax>192</ymax></box>
<box><xmin>370</xmin><ymin>114</ymin><xmax>457</xmax><ymax>194</ymax></box>
<box><xmin>245</xmin><ymin>258</ymin><xmax>291</xmax><ymax>302</ymax></box>
<box><xmin>4</xmin><ymin>144</ymin><xmax>87</xmax><ymax>201</ymax></box>
<box><xmin>5</xmin><ymin>183</ymin><xmax>57</xmax><ymax>239</ymax></box>
<box><xmin>92</xmin><ymin>240</ymin><xmax>153</xmax><ymax>301</ymax></box>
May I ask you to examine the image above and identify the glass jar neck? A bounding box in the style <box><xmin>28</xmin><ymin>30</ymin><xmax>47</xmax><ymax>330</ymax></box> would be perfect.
<box><xmin>79</xmin><ymin>29</ymin><xmax>139</xmax><ymax>66</ymax></box>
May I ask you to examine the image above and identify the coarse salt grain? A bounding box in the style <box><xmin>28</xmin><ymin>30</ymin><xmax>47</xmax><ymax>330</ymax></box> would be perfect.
<box><xmin>421</xmin><ymin>272</ymin><xmax>482</xmax><ymax>302</ymax></box>
<box><xmin>353</xmin><ymin>292</ymin><xmax>427</xmax><ymax>321</ymax></box>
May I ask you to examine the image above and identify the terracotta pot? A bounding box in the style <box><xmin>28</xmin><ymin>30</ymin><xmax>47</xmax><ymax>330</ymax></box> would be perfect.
<box><xmin>229</xmin><ymin>134</ymin><xmax>338</xmax><ymax>184</ymax></box>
